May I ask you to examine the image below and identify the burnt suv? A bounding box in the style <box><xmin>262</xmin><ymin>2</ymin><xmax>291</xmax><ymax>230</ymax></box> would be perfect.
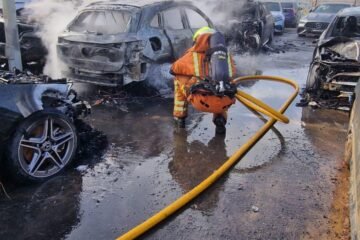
<box><xmin>57</xmin><ymin>1</ymin><xmax>213</xmax><ymax>87</ymax></box>
<box><xmin>305</xmin><ymin>7</ymin><xmax>360</xmax><ymax>109</ymax></box>
<box><xmin>0</xmin><ymin>71</ymin><xmax>90</xmax><ymax>183</ymax></box>
<box><xmin>218</xmin><ymin>1</ymin><xmax>275</xmax><ymax>53</ymax></box>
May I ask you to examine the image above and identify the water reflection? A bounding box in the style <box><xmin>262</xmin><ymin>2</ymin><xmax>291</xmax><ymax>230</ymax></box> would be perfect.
<box><xmin>301</xmin><ymin>107</ymin><xmax>349</xmax><ymax>151</ymax></box>
<box><xmin>169</xmin><ymin>129</ymin><xmax>228</xmax><ymax>212</ymax></box>
<box><xmin>0</xmin><ymin>175</ymin><xmax>82</xmax><ymax>240</ymax></box>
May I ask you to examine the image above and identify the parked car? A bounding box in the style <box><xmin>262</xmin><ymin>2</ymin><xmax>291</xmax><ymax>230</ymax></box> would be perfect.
<box><xmin>0</xmin><ymin>71</ymin><xmax>90</xmax><ymax>183</ymax></box>
<box><xmin>57</xmin><ymin>1</ymin><xmax>214</xmax><ymax>87</ymax></box>
<box><xmin>304</xmin><ymin>7</ymin><xmax>360</xmax><ymax>109</ymax></box>
<box><xmin>0</xmin><ymin>0</ymin><xmax>32</xmax><ymax>11</ymax></box>
<box><xmin>264</xmin><ymin>1</ymin><xmax>285</xmax><ymax>34</ymax></box>
<box><xmin>219</xmin><ymin>0</ymin><xmax>275</xmax><ymax>52</ymax></box>
<box><xmin>281</xmin><ymin>1</ymin><xmax>300</xmax><ymax>27</ymax></box>
<box><xmin>0</xmin><ymin>8</ymin><xmax>47</xmax><ymax>72</ymax></box>
<box><xmin>297</xmin><ymin>3</ymin><xmax>352</xmax><ymax>37</ymax></box>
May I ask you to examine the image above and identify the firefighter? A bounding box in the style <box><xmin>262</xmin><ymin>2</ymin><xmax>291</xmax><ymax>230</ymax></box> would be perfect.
<box><xmin>171</xmin><ymin>27</ymin><xmax>237</xmax><ymax>134</ymax></box>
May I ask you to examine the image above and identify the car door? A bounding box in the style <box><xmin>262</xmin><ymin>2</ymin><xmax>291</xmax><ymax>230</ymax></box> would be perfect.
<box><xmin>140</xmin><ymin>12</ymin><xmax>174</xmax><ymax>62</ymax></box>
<box><xmin>161</xmin><ymin>7</ymin><xmax>193</xmax><ymax>59</ymax></box>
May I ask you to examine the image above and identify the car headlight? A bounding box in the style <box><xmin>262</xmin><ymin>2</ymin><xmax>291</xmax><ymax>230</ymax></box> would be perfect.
<box><xmin>299</xmin><ymin>18</ymin><xmax>307</xmax><ymax>23</ymax></box>
<box><xmin>298</xmin><ymin>18</ymin><xmax>307</xmax><ymax>27</ymax></box>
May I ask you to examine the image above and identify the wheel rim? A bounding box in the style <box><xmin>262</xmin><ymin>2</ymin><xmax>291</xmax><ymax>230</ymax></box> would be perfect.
<box><xmin>18</xmin><ymin>116</ymin><xmax>75</xmax><ymax>178</ymax></box>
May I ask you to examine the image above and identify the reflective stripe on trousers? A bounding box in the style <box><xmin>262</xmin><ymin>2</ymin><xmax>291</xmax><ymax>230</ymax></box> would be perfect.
<box><xmin>193</xmin><ymin>52</ymin><xmax>200</xmax><ymax>77</ymax></box>
<box><xmin>174</xmin><ymin>79</ymin><xmax>188</xmax><ymax>118</ymax></box>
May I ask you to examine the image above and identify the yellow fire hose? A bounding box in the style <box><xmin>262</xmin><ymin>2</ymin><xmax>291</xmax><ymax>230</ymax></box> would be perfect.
<box><xmin>117</xmin><ymin>75</ymin><xmax>299</xmax><ymax>240</ymax></box>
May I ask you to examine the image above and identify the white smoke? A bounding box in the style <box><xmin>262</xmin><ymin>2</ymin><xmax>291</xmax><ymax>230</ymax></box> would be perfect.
<box><xmin>25</xmin><ymin>0</ymin><xmax>94</xmax><ymax>78</ymax></box>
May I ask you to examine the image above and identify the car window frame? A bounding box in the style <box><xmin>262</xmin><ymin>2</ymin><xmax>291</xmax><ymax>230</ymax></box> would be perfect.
<box><xmin>182</xmin><ymin>6</ymin><xmax>213</xmax><ymax>30</ymax></box>
<box><xmin>327</xmin><ymin>15</ymin><xmax>360</xmax><ymax>38</ymax></box>
<box><xmin>68</xmin><ymin>8</ymin><xmax>139</xmax><ymax>33</ymax></box>
<box><xmin>150</xmin><ymin>12</ymin><xmax>161</xmax><ymax>29</ymax></box>
<box><xmin>160</xmin><ymin>7</ymin><xmax>187</xmax><ymax>31</ymax></box>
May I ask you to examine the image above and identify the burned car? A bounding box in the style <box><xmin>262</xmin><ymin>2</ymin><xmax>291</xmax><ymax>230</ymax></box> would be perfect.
<box><xmin>304</xmin><ymin>7</ymin><xmax>360</xmax><ymax>109</ymax></box>
<box><xmin>57</xmin><ymin>1</ymin><xmax>214</xmax><ymax>87</ymax></box>
<box><xmin>219</xmin><ymin>1</ymin><xmax>274</xmax><ymax>52</ymax></box>
<box><xmin>0</xmin><ymin>71</ymin><xmax>90</xmax><ymax>183</ymax></box>
<box><xmin>0</xmin><ymin>9</ymin><xmax>47</xmax><ymax>72</ymax></box>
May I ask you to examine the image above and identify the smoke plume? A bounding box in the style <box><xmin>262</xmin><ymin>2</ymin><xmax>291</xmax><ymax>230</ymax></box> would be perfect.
<box><xmin>25</xmin><ymin>0</ymin><xmax>92</xmax><ymax>78</ymax></box>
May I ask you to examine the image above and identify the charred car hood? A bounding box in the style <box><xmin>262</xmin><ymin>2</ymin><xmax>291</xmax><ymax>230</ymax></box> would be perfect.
<box><xmin>59</xmin><ymin>31</ymin><xmax>140</xmax><ymax>44</ymax></box>
<box><xmin>0</xmin><ymin>83</ymin><xmax>69</xmax><ymax>118</ymax></box>
<box><xmin>320</xmin><ymin>37</ymin><xmax>360</xmax><ymax>62</ymax></box>
<box><xmin>304</xmin><ymin>12</ymin><xmax>335</xmax><ymax>23</ymax></box>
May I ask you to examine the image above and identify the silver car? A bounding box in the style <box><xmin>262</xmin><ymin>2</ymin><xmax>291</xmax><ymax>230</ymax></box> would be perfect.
<box><xmin>297</xmin><ymin>3</ymin><xmax>351</xmax><ymax>37</ymax></box>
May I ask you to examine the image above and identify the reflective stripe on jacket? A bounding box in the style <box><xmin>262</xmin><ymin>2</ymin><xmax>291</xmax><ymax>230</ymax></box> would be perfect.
<box><xmin>171</xmin><ymin>33</ymin><xmax>236</xmax><ymax>86</ymax></box>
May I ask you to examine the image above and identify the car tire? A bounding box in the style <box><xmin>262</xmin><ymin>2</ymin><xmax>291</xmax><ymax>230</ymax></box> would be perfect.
<box><xmin>268</xmin><ymin>31</ymin><xmax>274</xmax><ymax>45</ymax></box>
<box><xmin>5</xmin><ymin>110</ymin><xmax>78</xmax><ymax>183</ymax></box>
<box><xmin>306</xmin><ymin>63</ymin><xmax>320</xmax><ymax>91</ymax></box>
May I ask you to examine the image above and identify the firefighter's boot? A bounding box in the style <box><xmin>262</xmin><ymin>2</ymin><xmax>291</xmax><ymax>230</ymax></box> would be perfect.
<box><xmin>214</xmin><ymin>115</ymin><xmax>226</xmax><ymax>135</ymax></box>
<box><xmin>174</xmin><ymin>117</ymin><xmax>186</xmax><ymax>129</ymax></box>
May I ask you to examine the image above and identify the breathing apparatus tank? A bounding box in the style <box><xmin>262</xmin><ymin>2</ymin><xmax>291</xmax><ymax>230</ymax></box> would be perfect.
<box><xmin>190</xmin><ymin>31</ymin><xmax>236</xmax><ymax>98</ymax></box>
<box><xmin>188</xmin><ymin>31</ymin><xmax>237</xmax><ymax>114</ymax></box>
<box><xmin>209</xmin><ymin>31</ymin><xmax>230</xmax><ymax>93</ymax></box>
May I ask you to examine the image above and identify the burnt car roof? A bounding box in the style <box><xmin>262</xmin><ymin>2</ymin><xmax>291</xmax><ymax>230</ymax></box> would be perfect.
<box><xmin>85</xmin><ymin>0</ymin><xmax>193</xmax><ymax>10</ymax></box>
<box><xmin>338</xmin><ymin>6</ymin><xmax>360</xmax><ymax>17</ymax></box>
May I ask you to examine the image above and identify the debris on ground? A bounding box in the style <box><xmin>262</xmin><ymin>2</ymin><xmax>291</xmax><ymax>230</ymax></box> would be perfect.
<box><xmin>76</xmin><ymin>165</ymin><xmax>89</xmax><ymax>173</ymax></box>
<box><xmin>0</xmin><ymin>182</ymin><xmax>11</xmax><ymax>200</ymax></box>
<box><xmin>75</xmin><ymin>120</ymin><xmax>108</xmax><ymax>165</ymax></box>
<box><xmin>251</xmin><ymin>205</ymin><xmax>259</xmax><ymax>213</ymax></box>
<box><xmin>88</xmin><ymin>81</ymin><xmax>166</xmax><ymax>110</ymax></box>
<box><xmin>297</xmin><ymin>89</ymin><xmax>353</xmax><ymax>111</ymax></box>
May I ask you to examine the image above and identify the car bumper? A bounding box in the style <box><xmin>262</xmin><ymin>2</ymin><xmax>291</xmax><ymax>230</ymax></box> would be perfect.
<box><xmin>274</xmin><ymin>20</ymin><xmax>285</xmax><ymax>32</ymax></box>
<box><xmin>66</xmin><ymin>63</ymin><xmax>148</xmax><ymax>87</ymax></box>
<box><xmin>298</xmin><ymin>22</ymin><xmax>329</xmax><ymax>35</ymax></box>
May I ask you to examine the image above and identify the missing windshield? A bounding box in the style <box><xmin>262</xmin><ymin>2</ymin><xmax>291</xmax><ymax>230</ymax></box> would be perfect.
<box><xmin>68</xmin><ymin>10</ymin><xmax>131</xmax><ymax>35</ymax></box>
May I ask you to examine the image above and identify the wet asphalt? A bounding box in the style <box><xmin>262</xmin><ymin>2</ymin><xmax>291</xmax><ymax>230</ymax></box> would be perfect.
<box><xmin>0</xmin><ymin>29</ymin><xmax>351</xmax><ymax>240</ymax></box>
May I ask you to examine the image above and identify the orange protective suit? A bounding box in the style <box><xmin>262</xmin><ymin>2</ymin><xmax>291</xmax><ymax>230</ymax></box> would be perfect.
<box><xmin>171</xmin><ymin>33</ymin><xmax>236</xmax><ymax>120</ymax></box>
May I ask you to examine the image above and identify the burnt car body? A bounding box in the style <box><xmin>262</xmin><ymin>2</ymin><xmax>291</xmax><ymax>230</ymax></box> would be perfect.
<box><xmin>305</xmin><ymin>7</ymin><xmax>360</xmax><ymax>109</ymax></box>
<box><xmin>57</xmin><ymin>1</ymin><xmax>214</xmax><ymax>87</ymax></box>
<box><xmin>219</xmin><ymin>1</ymin><xmax>275</xmax><ymax>52</ymax></box>
<box><xmin>297</xmin><ymin>3</ymin><xmax>351</xmax><ymax>37</ymax></box>
<box><xmin>0</xmin><ymin>9</ymin><xmax>47</xmax><ymax>71</ymax></box>
<box><xmin>0</xmin><ymin>71</ymin><xmax>90</xmax><ymax>183</ymax></box>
